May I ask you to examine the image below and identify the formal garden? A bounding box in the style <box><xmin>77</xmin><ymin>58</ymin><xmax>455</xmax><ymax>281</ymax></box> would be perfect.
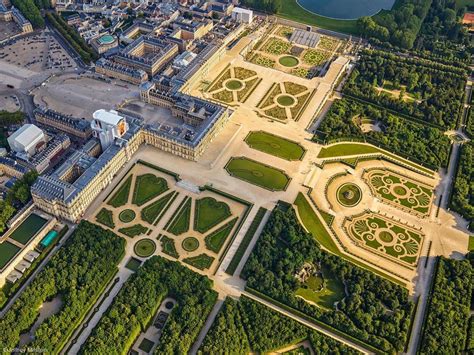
<box><xmin>246</xmin><ymin>26</ymin><xmax>338</xmax><ymax>78</ymax></box>
<box><xmin>336</xmin><ymin>183</ymin><xmax>362</xmax><ymax>207</ymax></box>
<box><xmin>134</xmin><ymin>239</ymin><xmax>156</xmax><ymax>258</ymax></box>
<box><xmin>225</xmin><ymin>157</ymin><xmax>291</xmax><ymax>191</ymax></box>
<box><xmin>343</xmin><ymin>212</ymin><xmax>424</xmax><ymax>267</ymax></box>
<box><xmin>207</xmin><ymin>66</ymin><xmax>262</xmax><ymax>105</ymax></box>
<box><xmin>257</xmin><ymin>82</ymin><xmax>314</xmax><ymax>122</ymax></box>
<box><xmin>363</xmin><ymin>168</ymin><xmax>434</xmax><ymax>216</ymax></box>
<box><xmin>244</xmin><ymin>131</ymin><xmax>306</xmax><ymax>161</ymax></box>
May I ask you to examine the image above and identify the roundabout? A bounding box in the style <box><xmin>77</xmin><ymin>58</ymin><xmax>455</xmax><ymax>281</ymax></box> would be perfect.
<box><xmin>119</xmin><ymin>209</ymin><xmax>136</xmax><ymax>223</ymax></box>
<box><xmin>336</xmin><ymin>183</ymin><xmax>362</xmax><ymax>207</ymax></box>
<box><xmin>134</xmin><ymin>239</ymin><xmax>156</xmax><ymax>258</ymax></box>
<box><xmin>182</xmin><ymin>237</ymin><xmax>199</xmax><ymax>252</ymax></box>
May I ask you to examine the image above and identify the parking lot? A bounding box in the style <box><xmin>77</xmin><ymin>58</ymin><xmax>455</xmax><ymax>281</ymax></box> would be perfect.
<box><xmin>0</xmin><ymin>30</ymin><xmax>74</xmax><ymax>73</ymax></box>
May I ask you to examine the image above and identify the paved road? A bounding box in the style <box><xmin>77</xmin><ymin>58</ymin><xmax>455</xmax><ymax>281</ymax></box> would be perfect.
<box><xmin>0</xmin><ymin>224</ymin><xmax>76</xmax><ymax>318</ymax></box>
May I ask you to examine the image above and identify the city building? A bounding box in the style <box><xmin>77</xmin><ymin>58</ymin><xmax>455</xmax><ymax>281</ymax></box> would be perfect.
<box><xmin>34</xmin><ymin>107</ymin><xmax>93</xmax><ymax>140</ymax></box>
<box><xmin>91</xmin><ymin>109</ymin><xmax>129</xmax><ymax>150</ymax></box>
<box><xmin>0</xmin><ymin>4</ymin><xmax>33</xmax><ymax>33</ymax></box>
<box><xmin>95</xmin><ymin>58</ymin><xmax>148</xmax><ymax>84</ymax></box>
<box><xmin>231</xmin><ymin>7</ymin><xmax>253</xmax><ymax>24</ymax></box>
<box><xmin>0</xmin><ymin>156</ymin><xmax>31</xmax><ymax>178</ymax></box>
<box><xmin>7</xmin><ymin>124</ymin><xmax>46</xmax><ymax>157</ymax></box>
<box><xmin>91</xmin><ymin>34</ymin><xmax>119</xmax><ymax>54</ymax></box>
<box><xmin>115</xmin><ymin>36</ymin><xmax>179</xmax><ymax>76</ymax></box>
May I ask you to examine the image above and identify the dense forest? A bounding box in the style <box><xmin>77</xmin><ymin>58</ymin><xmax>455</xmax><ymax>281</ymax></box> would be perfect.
<box><xmin>81</xmin><ymin>256</ymin><xmax>217</xmax><ymax>354</ymax></box>
<box><xmin>10</xmin><ymin>0</ymin><xmax>44</xmax><ymax>28</ymax></box>
<box><xmin>419</xmin><ymin>257</ymin><xmax>473</xmax><ymax>353</ymax></box>
<box><xmin>344</xmin><ymin>50</ymin><xmax>466</xmax><ymax>128</ymax></box>
<box><xmin>357</xmin><ymin>0</ymin><xmax>432</xmax><ymax>49</ymax></box>
<box><xmin>451</xmin><ymin>143</ymin><xmax>474</xmax><ymax>230</ymax></box>
<box><xmin>315</xmin><ymin>98</ymin><xmax>450</xmax><ymax>168</ymax></box>
<box><xmin>240</xmin><ymin>0</ymin><xmax>281</xmax><ymax>14</ymax></box>
<box><xmin>0</xmin><ymin>171</ymin><xmax>39</xmax><ymax>234</ymax></box>
<box><xmin>415</xmin><ymin>0</ymin><xmax>473</xmax><ymax>62</ymax></box>
<box><xmin>241</xmin><ymin>206</ymin><xmax>414</xmax><ymax>352</ymax></box>
<box><xmin>0</xmin><ymin>222</ymin><xmax>125</xmax><ymax>351</ymax></box>
<box><xmin>199</xmin><ymin>296</ymin><xmax>358</xmax><ymax>354</ymax></box>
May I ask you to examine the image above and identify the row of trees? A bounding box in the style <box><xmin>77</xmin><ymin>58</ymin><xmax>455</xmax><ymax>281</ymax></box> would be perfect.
<box><xmin>451</xmin><ymin>143</ymin><xmax>474</xmax><ymax>231</ymax></box>
<box><xmin>81</xmin><ymin>255</ymin><xmax>217</xmax><ymax>354</ymax></box>
<box><xmin>357</xmin><ymin>0</ymin><xmax>432</xmax><ymax>49</ymax></box>
<box><xmin>46</xmin><ymin>13</ymin><xmax>98</xmax><ymax>64</ymax></box>
<box><xmin>0</xmin><ymin>171</ymin><xmax>39</xmax><ymax>234</ymax></box>
<box><xmin>344</xmin><ymin>50</ymin><xmax>466</xmax><ymax>128</ymax></box>
<box><xmin>241</xmin><ymin>206</ymin><xmax>414</xmax><ymax>353</ymax></box>
<box><xmin>10</xmin><ymin>0</ymin><xmax>44</xmax><ymax>28</ymax></box>
<box><xmin>315</xmin><ymin>98</ymin><xmax>450</xmax><ymax>168</ymax></box>
<box><xmin>0</xmin><ymin>221</ymin><xmax>125</xmax><ymax>351</ymax></box>
<box><xmin>33</xmin><ymin>0</ymin><xmax>51</xmax><ymax>9</ymax></box>
<box><xmin>419</xmin><ymin>257</ymin><xmax>473</xmax><ymax>353</ymax></box>
<box><xmin>200</xmin><ymin>296</ymin><xmax>358</xmax><ymax>354</ymax></box>
<box><xmin>240</xmin><ymin>0</ymin><xmax>282</xmax><ymax>14</ymax></box>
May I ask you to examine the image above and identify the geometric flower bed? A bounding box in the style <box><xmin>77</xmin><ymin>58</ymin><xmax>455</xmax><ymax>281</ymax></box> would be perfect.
<box><xmin>344</xmin><ymin>212</ymin><xmax>424</xmax><ymax>268</ymax></box>
<box><xmin>257</xmin><ymin>82</ymin><xmax>313</xmax><ymax>122</ymax></box>
<box><xmin>207</xmin><ymin>66</ymin><xmax>261</xmax><ymax>105</ymax></box>
<box><xmin>363</xmin><ymin>168</ymin><xmax>434</xmax><ymax>217</ymax></box>
<box><xmin>336</xmin><ymin>183</ymin><xmax>362</xmax><ymax>207</ymax></box>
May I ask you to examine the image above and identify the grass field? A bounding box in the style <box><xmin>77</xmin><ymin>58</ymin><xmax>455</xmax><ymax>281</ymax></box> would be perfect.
<box><xmin>245</xmin><ymin>131</ymin><xmax>306</xmax><ymax>161</ymax></box>
<box><xmin>125</xmin><ymin>257</ymin><xmax>142</xmax><ymax>272</ymax></box>
<box><xmin>225</xmin><ymin>157</ymin><xmax>291</xmax><ymax>191</ymax></box>
<box><xmin>8</xmin><ymin>213</ymin><xmax>48</xmax><ymax>245</ymax></box>
<box><xmin>294</xmin><ymin>193</ymin><xmax>405</xmax><ymax>286</ymax></box>
<box><xmin>141</xmin><ymin>191</ymin><xmax>175</xmax><ymax>224</ymax></box>
<box><xmin>182</xmin><ymin>237</ymin><xmax>199</xmax><ymax>252</ymax></box>
<box><xmin>317</xmin><ymin>143</ymin><xmax>434</xmax><ymax>174</ymax></box>
<box><xmin>194</xmin><ymin>197</ymin><xmax>232</xmax><ymax>233</ymax></box>
<box><xmin>0</xmin><ymin>241</ymin><xmax>21</xmax><ymax>269</ymax></box>
<box><xmin>167</xmin><ymin>197</ymin><xmax>191</xmax><ymax>235</ymax></box>
<box><xmin>205</xmin><ymin>218</ymin><xmax>237</xmax><ymax>253</ymax></box>
<box><xmin>279</xmin><ymin>55</ymin><xmax>299</xmax><ymax>67</ymax></box>
<box><xmin>132</xmin><ymin>174</ymin><xmax>168</xmax><ymax>206</ymax></box>
<box><xmin>160</xmin><ymin>235</ymin><xmax>179</xmax><ymax>258</ymax></box>
<box><xmin>278</xmin><ymin>0</ymin><xmax>359</xmax><ymax>35</ymax></box>
<box><xmin>183</xmin><ymin>253</ymin><xmax>215</xmax><ymax>270</ymax></box>
<box><xmin>226</xmin><ymin>207</ymin><xmax>267</xmax><ymax>275</ymax></box>
<box><xmin>95</xmin><ymin>208</ymin><xmax>115</xmax><ymax>229</ymax></box>
<box><xmin>108</xmin><ymin>175</ymin><xmax>132</xmax><ymax>208</ymax></box>
<box><xmin>470</xmin><ymin>236</ymin><xmax>474</xmax><ymax>251</ymax></box>
<box><xmin>118</xmin><ymin>224</ymin><xmax>148</xmax><ymax>238</ymax></box>
<box><xmin>134</xmin><ymin>239</ymin><xmax>156</xmax><ymax>257</ymax></box>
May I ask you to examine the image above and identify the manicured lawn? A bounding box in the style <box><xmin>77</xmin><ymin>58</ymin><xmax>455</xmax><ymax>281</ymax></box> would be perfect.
<box><xmin>167</xmin><ymin>197</ymin><xmax>191</xmax><ymax>235</ymax></box>
<box><xmin>132</xmin><ymin>174</ymin><xmax>168</xmax><ymax>206</ymax></box>
<box><xmin>278</xmin><ymin>0</ymin><xmax>360</xmax><ymax>35</ymax></box>
<box><xmin>294</xmin><ymin>193</ymin><xmax>339</xmax><ymax>254</ymax></box>
<box><xmin>108</xmin><ymin>175</ymin><xmax>132</xmax><ymax>208</ymax></box>
<box><xmin>0</xmin><ymin>241</ymin><xmax>21</xmax><ymax>269</ymax></box>
<box><xmin>225</xmin><ymin>157</ymin><xmax>291</xmax><ymax>191</ymax></box>
<box><xmin>141</xmin><ymin>191</ymin><xmax>175</xmax><ymax>224</ymax></box>
<box><xmin>125</xmin><ymin>257</ymin><xmax>142</xmax><ymax>272</ymax></box>
<box><xmin>205</xmin><ymin>217</ymin><xmax>238</xmax><ymax>253</ymax></box>
<box><xmin>134</xmin><ymin>239</ymin><xmax>156</xmax><ymax>257</ymax></box>
<box><xmin>317</xmin><ymin>143</ymin><xmax>434</xmax><ymax>174</ymax></box>
<box><xmin>226</xmin><ymin>79</ymin><xmax>243</xmax><ymax>90</ymax></box>
<box><xmin>118</xmin><ymin>209</ymin><xmax>135</xmax><ymax>223</ymax></box>
<box><xmin>183</xmin><ymin>253</ymin><xmax>215</xmax><ymax>270</ymax></box>
<box><xmin>245</xmin><ymin>131</ymin><xmax>306</xmax><ymax>161</ymax></box>
<box><xmin>469</xmin><ymin>236</ymin><xmax>474</xmax><ymax>252</ymax></box>
<box><xmin>226</xmin><ymin>207</ymin><xmax>267</xmax><ymax>275</ymax></box>
<box><xmin>118</xmin><ymin>224</ymin><xmax>148</xmax><ymax>238</ymax></box>
<box><xmin>279</xmin><ymin>55</ymin><xmax>299</xmax><ymax>67</ymax></box>
<box><xmin>194</xmin><ymin>197</ymin><xmax>232</xmax><ymax>233</ymax></box>
<box><xmin>95</xmin><ymin>208</ymin><xmax>115</xmax><ymax>229</ymax></box>
<box><xmin>182</xmin><ymin>237</ymin><xmax>199</xmax><ymax>252</ymax></box>
<box><xmin>8</xmin><ymin>213</ymin><xmax>48</xmax><ymax>245</ymax></box>
<box><xmin>277</xmin><ymin>95</ymin><xmax>295</xmax><ymax>106</ymax></box>
<box><xmin>160</xmin><ymin>235</ymin><xmax>179</xmax><ymax>258</ymax></box>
